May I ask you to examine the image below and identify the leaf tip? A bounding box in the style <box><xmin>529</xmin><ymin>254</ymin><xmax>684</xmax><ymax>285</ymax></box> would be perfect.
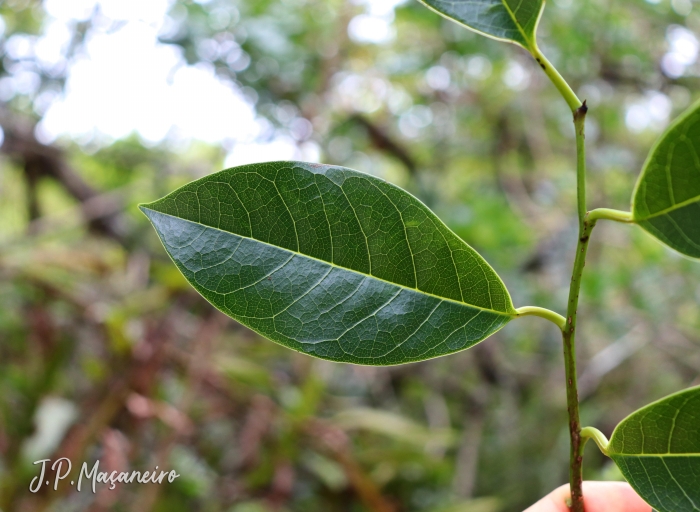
<box><xmin>138</xmin><ymin>203</ymin><xmax>158</xmax><ymax>223</ymax></box>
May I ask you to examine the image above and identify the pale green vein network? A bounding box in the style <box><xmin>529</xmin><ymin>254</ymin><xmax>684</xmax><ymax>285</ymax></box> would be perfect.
<box><xmin>632</xmin><ymin>99</ymin><xmax>700</xmax><ymax>258</ymax></box>
<box><xmin>608</xmin><ymin>386</ymin><xmax>700</xmax><ymax>512</ymax></box>
<box><xmin>141</xmin><ymin>161</ymin><xmax>516</xmax><ymax>365</ymax></box>
<box><xmin>416</xmin><ymin>0</ymin><xmax>544</xmax><ymax>49</ymax></box>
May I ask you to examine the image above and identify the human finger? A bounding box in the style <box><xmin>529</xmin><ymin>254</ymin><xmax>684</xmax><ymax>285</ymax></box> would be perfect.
<box><xmin>523</xmin><ymin>481</ymin><xmax>652</xmax><ymax>512</ymax></box>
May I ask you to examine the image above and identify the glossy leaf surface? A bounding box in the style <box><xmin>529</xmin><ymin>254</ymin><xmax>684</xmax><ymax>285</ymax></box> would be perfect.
<box><xmin>416</xmin><ymin>0</ymin><xmax>544</xmax><ymax>49</ymax></box>
<box><xmin>141</xmin><ymin>162</ymin><xmax>515</xmax><ymax>365</ymax></box>
<box><xmin>632</xmin><ymin>100</ymin><xmax>700</xmax><ymax>258</ymax></box>
<box><xmin>608</xmin><ymin>386</ymin><xmax>700</xmax><ymax>512</ymax></box>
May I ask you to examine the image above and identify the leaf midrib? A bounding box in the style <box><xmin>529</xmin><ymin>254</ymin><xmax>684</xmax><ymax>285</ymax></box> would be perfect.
<box><xmin>610</xmin><ymin>453</ymin><xmax>700</xmax><ymax>457</ymax></box>
<box><xmin>635</xmin><ymin>194</ymin><xmax>700</xmax><ymax>221</ymax></box>
<box><xmin>499</xmin><ymin>0</ymin><xmax>533</xmax><ymax>49</ymax></box>
<box><xmin>142</xmin><ymin>207</ymin><xmax>515</xmax><ymax>317</ymax></box>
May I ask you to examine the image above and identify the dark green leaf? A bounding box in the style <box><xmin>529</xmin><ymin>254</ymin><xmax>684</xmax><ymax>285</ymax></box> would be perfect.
<box><xmin>416</xmin><ymin>0</ymin><xmax>544</xmax><ymax>49</ymax></box>
<box><xmin>632</xmin><ymin>100</ymin><xmax>700</xmax><ymax>258</ymax></box>
<box><xmin>140</xmin><ymin>161</ymin><xmax>515</xmax><ymax>365</ymax></box>
<box><xmin>608</xmin><ymin>386</ymin><xmax>700</xmax><ymax>512</ymax></box>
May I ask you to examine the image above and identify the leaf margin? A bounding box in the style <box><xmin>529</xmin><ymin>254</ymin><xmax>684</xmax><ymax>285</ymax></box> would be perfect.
<box><xmin>630</xmin><ymin>97</ymin><xmax>700</xmax><ymax>260</ymax></box>
<box><xmin>139</xmin><ymin>161</ymin><xmax>518</xmax><ymax>366</ymax></box>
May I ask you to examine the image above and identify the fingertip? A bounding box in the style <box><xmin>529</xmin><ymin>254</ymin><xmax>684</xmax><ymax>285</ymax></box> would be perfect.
<box><xmin>524</xmin><ymin>482</ymin><xmax>652</xmax><ymax>512</ymax></box>
<box><xmin>581</xmin><ymin>481</ymin><xmax>651</xmax><ymax>512</ymax></box>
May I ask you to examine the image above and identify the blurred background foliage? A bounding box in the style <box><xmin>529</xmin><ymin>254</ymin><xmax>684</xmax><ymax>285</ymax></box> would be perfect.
<box><xmin>1</xmin><ymin>0</ymin><xmax>700</xmax><ymax>510</ymax></box>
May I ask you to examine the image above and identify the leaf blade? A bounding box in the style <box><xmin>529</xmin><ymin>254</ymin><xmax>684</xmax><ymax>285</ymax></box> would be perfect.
<box><xmin>632</xmin><ymin>100</ymin><xmax>700</xmax><ymax>258</ymax></box>
<box><xmin>416</xmin><ymin>0</ymin><xmax>544</xmax><ymax>49</ymax></box>
<box><xmin>141</xmin><ymin>161</ymin><xmax>514</xmax><ymax>365</ymax></box>
<box><xmin>608</xmin><ymin>386</ymin><xmax>700</xmax><ymax>512</ymax></box>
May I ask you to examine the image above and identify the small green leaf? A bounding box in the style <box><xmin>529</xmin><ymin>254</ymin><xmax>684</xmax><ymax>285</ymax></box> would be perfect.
<box><xmin>632</xmin><ymin>100</ymin><xmax>700</xmax><ymax>258</ymax></box>
<box><xmin>608</xmin><ymin>386</ymin><xmax>700</xmax><ymax>512</ymax></box>
<box><xmin>141</xmin><ymin>161</ymin><xmax>515</xmax><ymax>365</ymax></box>
<box><xmin>416</xmin><ymin>0</ymin><xmax>544</xmax><ymax>50</ymax></box>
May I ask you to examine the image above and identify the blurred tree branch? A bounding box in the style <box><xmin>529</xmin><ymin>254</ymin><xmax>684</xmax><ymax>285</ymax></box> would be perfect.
<box><xmin>0</xmin><ymin>107</ymin><xmax>128</xmax><ymax>245</ymax></box>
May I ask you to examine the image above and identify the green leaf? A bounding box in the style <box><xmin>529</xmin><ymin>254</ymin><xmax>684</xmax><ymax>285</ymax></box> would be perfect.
<box><xmin>632</xmin><ymin>100</ymin><xmax>700</xmax><ymax>258</ymax></box>
<box><xmin>608</xmin><ymin>386</ymin><xmax>700</xmax><ymax>512</ymax></box>
<box><xmin>140</xmin><ymin>161</ymin><xmax>515</xmax><ymax>365</ymax></box>
<box><xmin>416</xmin><ymin>0</ymin><xmax>544</xmax><ymax>49</ymax></box>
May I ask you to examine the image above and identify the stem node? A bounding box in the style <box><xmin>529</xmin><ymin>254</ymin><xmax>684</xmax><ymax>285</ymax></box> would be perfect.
<box><xmin>574</xmin><ymin>99</ymin><xmax>588</xmax><ymax>123</ymax></box>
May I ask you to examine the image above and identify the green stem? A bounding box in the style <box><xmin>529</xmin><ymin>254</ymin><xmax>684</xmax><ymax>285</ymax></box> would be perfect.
<box><xmin>530</xmin><ymin>44</ymin><xmax>582</xmax><ymax>113</ymax></box>
<box><xmin>514</xmin><ymin>306</ymin><xmax>566</xmax><ymax>330</ymax></box>
<box><xmin>534</xmin><ymin>46</ymin><xmax>590</xmax><ymax>512</ymax></box>
<box><xmin>562</xmin><ymin>131</ymin><xmax>594</xmax><ymax>512</ymax></box>
<box><xmin>562</xmin><ymin>224</ymin><xmax>595</xmax><ymax>512</ymax></box>
<box><xmin>574</xmin><ymin>107</ymin><xmax>588</xmax><ymax>232</ymax></box>
<box><xmin>587</xmin><ymin>208</ymin><xmax>633</xmax><ymax>223</ymax></box>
